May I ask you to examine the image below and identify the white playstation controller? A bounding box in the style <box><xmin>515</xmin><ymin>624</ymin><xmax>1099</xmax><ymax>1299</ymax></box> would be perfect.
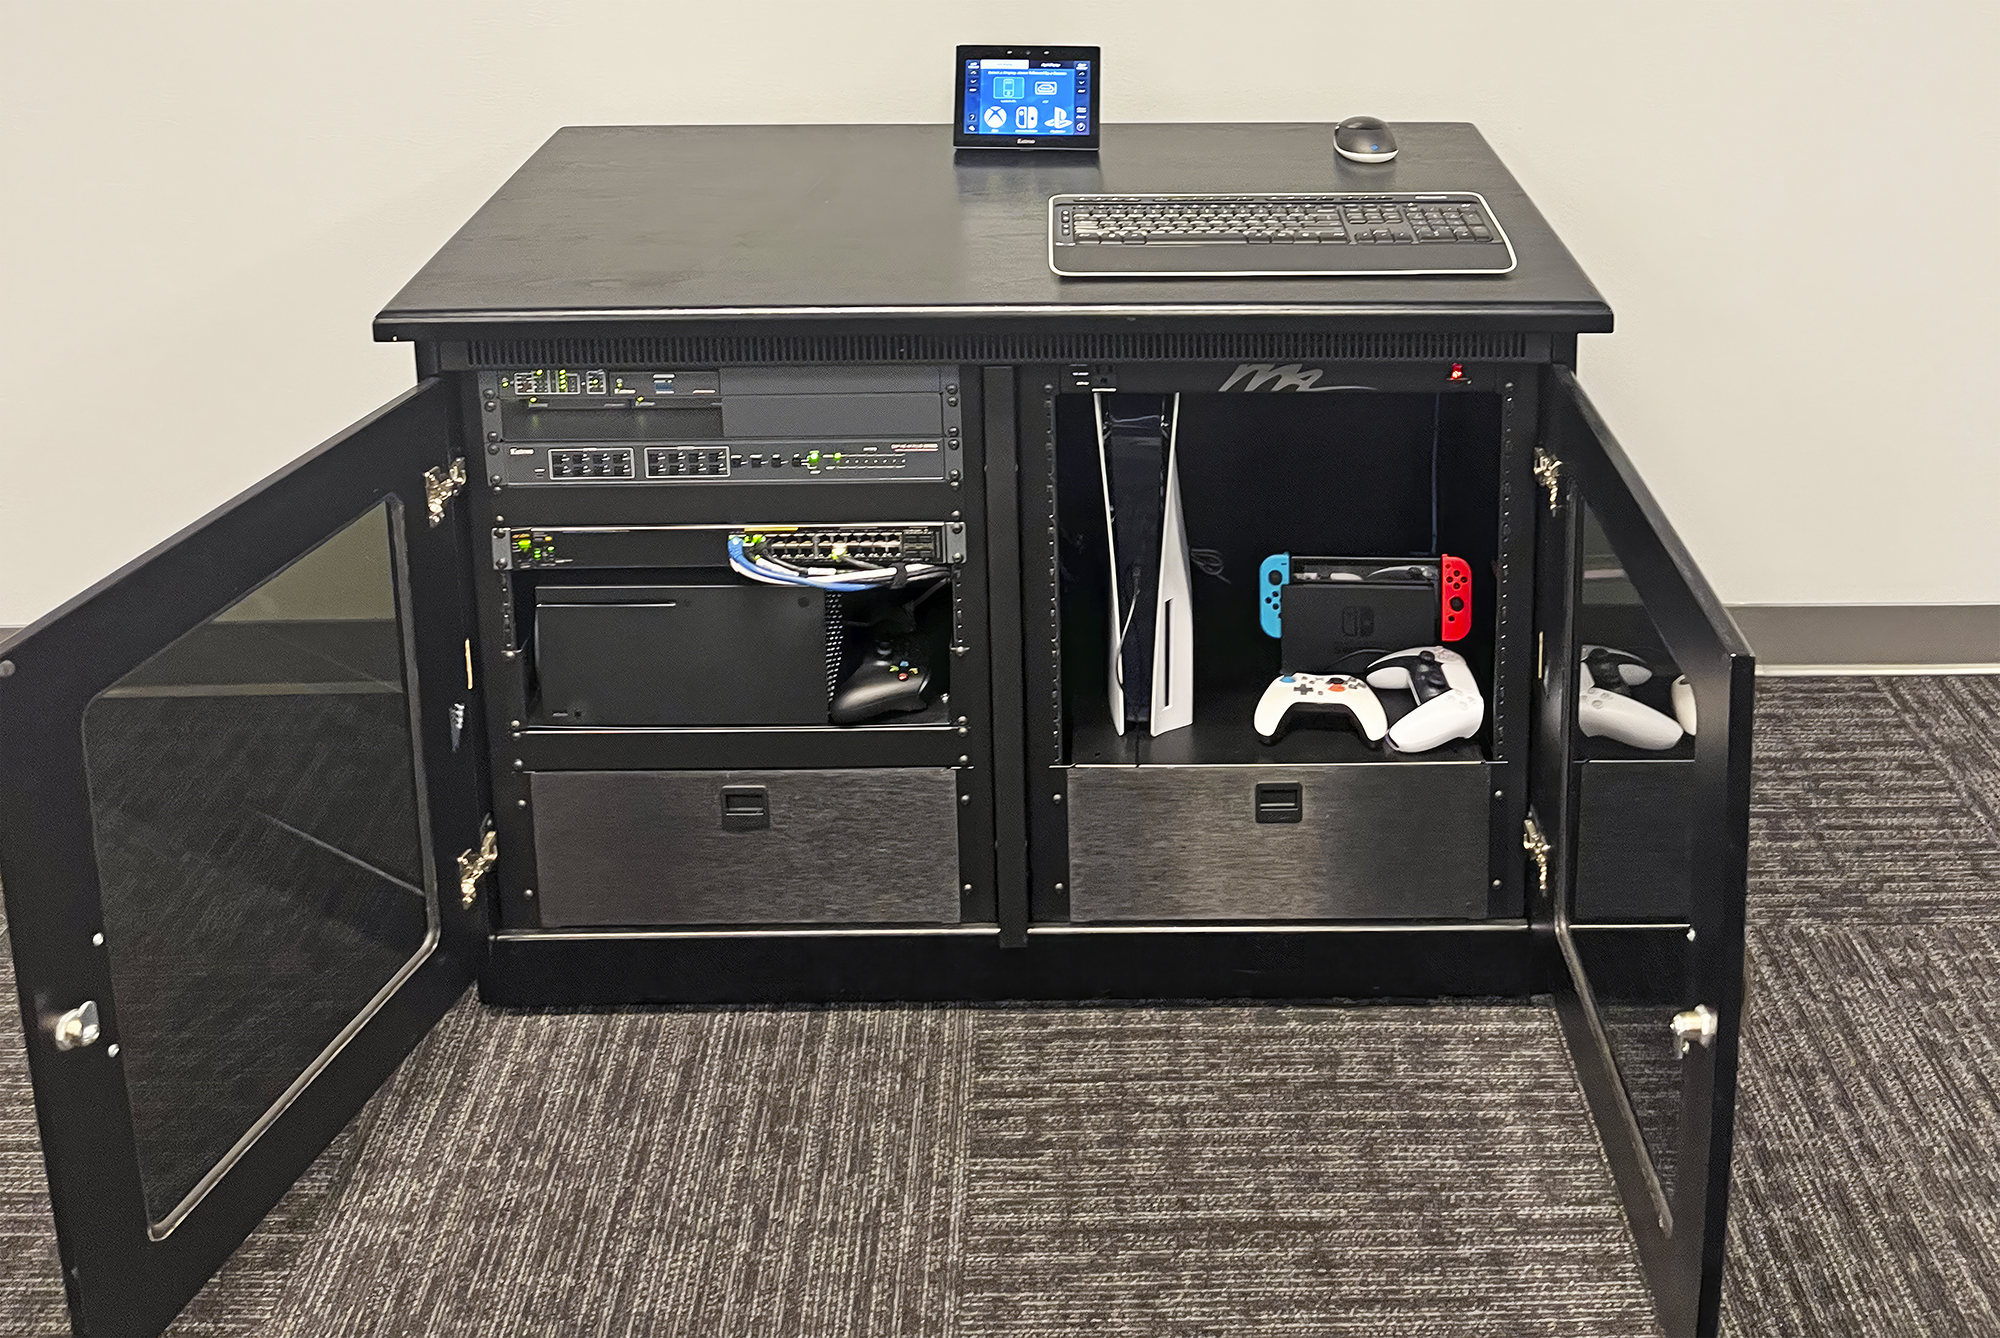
<box><xmin>1365</xmin><ymin>646</ymin><xmax>1485</xmax><ymax>753</ymax></box>
<box><xmin>1580</xmin><ymin>644</ymin><xmax>1654</xmax><ymax>688</ymax></box>
<box><xmin>1670</xmin><ymin>675</ymin><xmax>1697</xmax><ymax>736</ymax></box>
<box><xmin>1254</xmin><ymin>673</ymin><xmax>1388</xmax><ymax>745</ymax></box>
<box><xmin>1575</xmin><ymin>647</ymin><xmax>1685</xmax><ymax>749</ymax></box>
<box><xmin>1578</xmin><ymin>686</ymin><xmax>1685</xmax><ymax>749</ymax></box>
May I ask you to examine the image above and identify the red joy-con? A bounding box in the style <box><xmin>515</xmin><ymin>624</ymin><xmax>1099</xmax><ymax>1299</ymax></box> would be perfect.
<box><xmin>1440</xmin><ymin>554</ymin><xmax>1472</xmax><ymax>641</ymax></box>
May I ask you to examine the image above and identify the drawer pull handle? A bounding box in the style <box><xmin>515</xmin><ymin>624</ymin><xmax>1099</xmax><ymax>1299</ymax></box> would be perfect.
<box><xmin>1254</xmin><ymin>782</ymin><xmax>1303</xmax><ymax>824</ymax></box>
<box><xmin>721</xmin><ymin>785</ymin><xmax>770</xmax><ymax>831</ymax></box>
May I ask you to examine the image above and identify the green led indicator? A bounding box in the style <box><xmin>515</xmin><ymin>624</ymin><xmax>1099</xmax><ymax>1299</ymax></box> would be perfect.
<box><xmin>806</xmin><ymin>450</ymin><xmax>821</xmax><ymax>465</ymax></box>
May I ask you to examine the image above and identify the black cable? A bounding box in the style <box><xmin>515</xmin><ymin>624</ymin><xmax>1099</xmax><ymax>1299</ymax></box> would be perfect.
<box><xmin>1323</xmin><ymin>646</ymin><xmax>1394</xmax><ymax>674</ymax></box>
<box><xmin>1429</xmin><ymin>392</ymin><xmax>1442</xmax><ymax>556</ymax></box>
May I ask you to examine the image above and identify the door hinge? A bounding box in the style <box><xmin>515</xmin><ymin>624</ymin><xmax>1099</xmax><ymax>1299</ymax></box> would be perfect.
<box><xmin>1522</xmin><ymin>813</ymin><xmax>1552</xmax><ymax>895</ymax></box>
<box><xmin>1532</xmin><ymin>448</ymin><xmax>1562</xmax><ymax>512</ymax></box>
<box><xmin>1671</xmin><ymin>1004</ymin><xmax>1718</xmax><ymax>1058</ymax></box>
<box><xmin>457</xmin><ymin>819</ymin><xmax>497</xmax><ymax>909</ymax></box>
<box><xmin>424</xmin><ymin>458</ymin><xmax>467</xmax><ymax>527</ymax></box>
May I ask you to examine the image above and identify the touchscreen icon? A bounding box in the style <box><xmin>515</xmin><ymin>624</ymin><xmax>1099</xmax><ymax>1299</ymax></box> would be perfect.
<box><xmin>1046</xmin><ymin>106</ymin><xmax>1071</xmax><ymax>130</ymax></box>
<box><xmin>993</xmin><ymin>75</ymin><xmax>1025</xmax><ymax>100</ymax></box>
<box><xmin>1015</xmin><ymin>105</ymin><xmax>1039</xmax><ymax>130</ymax></box>
<box><xmin>983</xmin><ymin>105</ymin><xmax>1008</xmax><ymax>130</ymax></box>
<box><xmin>1035</xmin><ymin>80</ymin><xmax>1059</xmax><ymax>95</ymax></box>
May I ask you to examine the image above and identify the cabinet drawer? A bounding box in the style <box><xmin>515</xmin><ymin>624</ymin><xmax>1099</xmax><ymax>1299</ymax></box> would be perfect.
<box><xmin>1066</xmin><ymin>764</ymin><xmax>1492</xmax><ymax>921</ymax></box>
<box><xmin>530</xmin><ymin>768</ymin><xmax>961</xmax><ymax>926</ymax></box>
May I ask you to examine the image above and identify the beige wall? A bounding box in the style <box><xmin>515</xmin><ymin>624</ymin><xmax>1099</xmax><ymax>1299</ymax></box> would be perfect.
<box><xmin>4</xmin><ymin>0</ymin><xmax>1995</xmax><ymax>626</ymax></box>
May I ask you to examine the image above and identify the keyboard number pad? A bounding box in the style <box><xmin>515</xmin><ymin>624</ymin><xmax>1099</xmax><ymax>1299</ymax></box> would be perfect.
<box><xmin>1406</xmin><ymin>203</ymin><xmax>1496</xmax><ymax>243</ymax></box>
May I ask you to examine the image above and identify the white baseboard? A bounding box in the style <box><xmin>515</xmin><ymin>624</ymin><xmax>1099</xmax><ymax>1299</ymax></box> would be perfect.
<box><xmin>1727</xmin><ymin>604</ymin><xmax>1999</xmax><ymax>672</ymax></box>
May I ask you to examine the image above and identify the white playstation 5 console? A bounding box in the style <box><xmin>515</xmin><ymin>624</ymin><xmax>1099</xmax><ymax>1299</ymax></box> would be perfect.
<box><xmin>1098</xmin><ymin>391</ymin><xmax>1193</xmax><ymax>736</ymax></box>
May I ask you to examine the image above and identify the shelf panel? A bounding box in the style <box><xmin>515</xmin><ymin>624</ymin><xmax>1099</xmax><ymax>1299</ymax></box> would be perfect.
<box><xmin>1069</xmin><ymin>681</ymin><xmax>1486</xmax><ymax>767</ymax></box>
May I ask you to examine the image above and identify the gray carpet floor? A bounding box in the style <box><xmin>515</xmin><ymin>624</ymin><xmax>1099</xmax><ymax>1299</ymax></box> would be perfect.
<box><xmin>1723</xmin><ymin>674</ymin><xmax>2000</xmax><ymax>1336</ymax></box>
<box><xmin>4</xmin><ymin>673</ymin><xmax>1999</xmax><ymax>1335</ymax></box>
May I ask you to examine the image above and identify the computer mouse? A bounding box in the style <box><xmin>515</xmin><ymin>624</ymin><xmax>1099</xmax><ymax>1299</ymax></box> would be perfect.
<box><xmin>1334</xmin><ymin>116</ymin><xmax>1398</xmax><ymax>163</ymax></box>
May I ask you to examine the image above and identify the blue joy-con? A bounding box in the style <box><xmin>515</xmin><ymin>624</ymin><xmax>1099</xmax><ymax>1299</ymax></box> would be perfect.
<box><xmin>1259</xmin><ymin>551</ymin><xmax>1290</xmax><ymax>638</ymax></box>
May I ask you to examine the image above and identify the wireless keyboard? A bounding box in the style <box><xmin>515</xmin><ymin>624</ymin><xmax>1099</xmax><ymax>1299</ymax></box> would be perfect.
<box><xmin>1048</xmin><ymin>192</ymin><xmax>1516</xmax><ymax>278</ymax></box>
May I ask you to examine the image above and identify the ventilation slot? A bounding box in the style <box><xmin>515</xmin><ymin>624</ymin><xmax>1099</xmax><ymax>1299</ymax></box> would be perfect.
<box><xmin>465</xmin><ymin>331</ymin><xmax>1532</xmax><ymax>368</ymax></box>
<box><xmin>824</xmin><ymin>594</ymin><xmax>845</xmax><ymax>704</ymax></box>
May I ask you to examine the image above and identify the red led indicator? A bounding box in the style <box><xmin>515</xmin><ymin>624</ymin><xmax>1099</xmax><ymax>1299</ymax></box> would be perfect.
<box><xmin>1449</xmin><ymin>363</ymin><xmax>1466</xmax><ymax>381</ymax></box>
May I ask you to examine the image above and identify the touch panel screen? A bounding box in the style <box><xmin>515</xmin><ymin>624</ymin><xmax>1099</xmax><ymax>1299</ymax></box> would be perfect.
<box><xmin>955</xmin><ymin>45</ymin><xmax>1099</xmax><ymax>149</ymax></box>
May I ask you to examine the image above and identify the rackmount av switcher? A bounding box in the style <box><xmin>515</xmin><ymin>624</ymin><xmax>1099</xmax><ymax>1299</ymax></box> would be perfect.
<box><xmin>478</xmin><ymin>365</ymin><xmax>965</xmax><ymax>486</ymax></box>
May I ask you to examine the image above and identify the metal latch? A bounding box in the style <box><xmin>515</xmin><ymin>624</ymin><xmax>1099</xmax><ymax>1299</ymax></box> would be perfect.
<box><xmin>1671</xmin><ymin>1005</ymin><xmax>1719</xmax><ymax>1058</ymax></box>
<box><xmin>424</xmin><ymin>458</ymin><xmax>467</xmax><ymax>527</ymax></box>
<box><xmin>52</xmin><ymin>1000</ymin><xmax>101</xmax><ymax>1051</ymax></box>
<box><xmin>457</xmin><ymin>820</ymin><xmax>497</xmax><ymax>908</ymax></box>
<box><xmin>1532</xmin><ymin>448</ymin><xmax>1562</xmax><ymax>512</ymax></box>
<box><xmin>1523</xmin><ymin>814</ymin><xmax>1551</xmax><ymax>895</ymax></box>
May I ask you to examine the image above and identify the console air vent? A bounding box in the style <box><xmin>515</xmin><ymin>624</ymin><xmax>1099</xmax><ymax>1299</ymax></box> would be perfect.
<box><xmin>463</xmin><ymin>331</ymin><xmax>1533</xmax><ymax>368</ymax></box>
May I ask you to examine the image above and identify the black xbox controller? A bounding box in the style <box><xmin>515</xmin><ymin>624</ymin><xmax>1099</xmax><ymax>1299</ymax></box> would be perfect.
<box><xmin>829</xmin><ymin>637</ymin><xmax>931</xmax><ymax>724</ymax></box>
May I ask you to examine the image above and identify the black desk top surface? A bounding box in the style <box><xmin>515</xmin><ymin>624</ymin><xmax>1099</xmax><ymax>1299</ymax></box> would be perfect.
<box><xmin>375</xmin><ymin>123</ymin><xmax>1611</xmax><ymax>341</ymax></box>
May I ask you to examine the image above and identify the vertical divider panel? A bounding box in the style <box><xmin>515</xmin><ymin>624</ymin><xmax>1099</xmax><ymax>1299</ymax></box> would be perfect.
<box><xmin>465</xmin><ymin>373</ymin><xmax>542</xmax><ymax>934</ymax></box>
<box><xmin>1488</xmin><ymin>367</ymin><xmax>1541</xmax><ymax>917</ymax></box>
<box><xmin>1019</xmin><ymin>369</ymin><xmax>1071</xmax><ymax>923</ymax></box>
<box><xmin>981</xmin><ymin>367</ymin><xmax>1029</xmax><ymax>942</ymax></box>
<box><xmin>952</xmin><ymin>369</ymin><xmax>999</xmax><ymax>925</ymax></box>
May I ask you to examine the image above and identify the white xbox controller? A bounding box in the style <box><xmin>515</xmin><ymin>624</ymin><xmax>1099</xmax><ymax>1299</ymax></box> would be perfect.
<box><xmin>1365</xmin><ymin>646</ymin><xmax>1485</xmax><ymax>753</ymax></box>
<box><xmin>1670</xmin><ymin>675</ymin><xmax>1697</xmax><ymax>736</ymax></box>
<box><xmin>1254</xmin><ymin>673</ymin><xmax>1388</xmax><ymax>745</ymax></box>
<box><xmin>1578</xmin><ymin>686</ymin><xmax>1684</xmax><ymax>750</ymax></box>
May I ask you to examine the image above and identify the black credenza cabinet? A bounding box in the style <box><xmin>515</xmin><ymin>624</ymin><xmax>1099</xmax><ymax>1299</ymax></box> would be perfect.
<box><xmin>0</xmin><ymin>124</ymin><xmax>1752</xmax><ymax>1337</ymax></box>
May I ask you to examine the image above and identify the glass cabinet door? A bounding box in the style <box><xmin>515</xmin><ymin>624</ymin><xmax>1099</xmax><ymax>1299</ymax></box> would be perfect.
<box><xmin>1537</xmin><ymin>367</ymin><xmax>1755</xmax><ymax>1338</ymax></box>
<box><xmin>0</xmin><ymin>381</ymin><xmax>484</xmax><ymax>1337</ymax></box>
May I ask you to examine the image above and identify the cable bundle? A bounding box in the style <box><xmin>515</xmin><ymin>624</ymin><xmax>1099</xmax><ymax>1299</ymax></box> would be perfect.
<box><xmin>726</xmin><ymin>534</ymin><xmax>949</xmax><ymax>593</ymax></box>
